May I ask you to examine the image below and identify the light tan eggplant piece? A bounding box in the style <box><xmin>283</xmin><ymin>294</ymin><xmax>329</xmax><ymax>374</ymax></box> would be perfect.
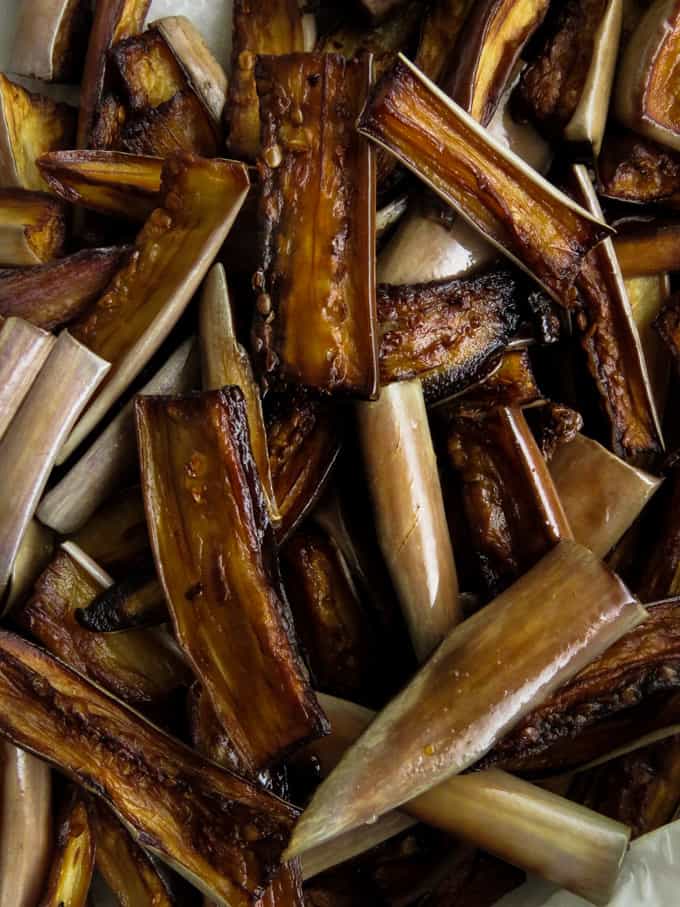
<box><xmin>68</xmin><ymin>486</ymin><xmax>149</xmax><ymax>576</ymax></box>
<box><xmin>1</xmin><ymin>519</ymin><xmax>54</xmax><ymax>616</ymax></box>
<box><xmin>447</xmin><ymin>0</ymin><xmax>551</xmax><ymax>126</ymax></box>
<box><xmin>0</xmin><ymin>246</ymin><xmax>131</xmax><ymax>331</ymax></box>
<box><xmin>38</xmin><ymin>338</ymin><xmax>198</xmax><ymax>535</ymax></box>
<box><xmin>39</xmin><ymin>151</ymin><xmax>162</xmax><ymax>221</ymax></box>
<box><xmin>376</xmin><ymin>194</ymin><xmax>408</xmax><ymax>240</ymax></box>
<box><xmin>136</xmin><ymin>389</ymin><xmax>327</xmax><ymax>773</ymax></box>
<box><xmin>615</xmin><ymin>220</ymin><xmax>680</xmax><ymax>276</ymax></box>
<box><xmin>0</xmin><ymin>190</ymin><xmax>65</xmax><ymax>266</ymax></box>
<box><xmin>616</xmin><ymin>0</ymin><xmax>680</xmax><ymax>151</ymax></box>
<box><xmin>308</xmin><ymin>694</ymin><xmax>631</xmax><ymax>905</ymax></box>
<box><xmin>227</xmin><ymin>0</ymin><xmax>306</xmax><ymax>160</ymax></box>
<box><xmin>59</xmin><ymin>154</ymin><xmax>249</xmax><ymax>465</ymax></box>
<box><xmin>627</xmin><ymin>274</ymin><xmax>672</xmax><ymax>415</ymax></box>
<box><xmin>358</xmin><ymin>56</ymin><xmax>609</xmax><ymax>304</ymax></box>
<box><xmin>10</xmin><ymin>0</ymin><xmax>90</xmax><ymax>82</ymax></box>
<box><xmin>0</xmin><ymin>630</ymin><xmax>298</xmax><ymax>907</ymax></box>
<box><xmin>550</xmin><ymin>434</ymin><xmax>662</xmax><ymax>559</ymax></box>
<box><xmin>253</xmin><ymin>54</ymin><xmax>378</xmax><ymax>398</ymax></box>
<box><xmin>357</xmin><ymin>380</ymin><xmax>461</xmax><ymax>662</ymax></box>
<box><xmin>151</xmin><ymin>16</ymin><xmax>228</xmax><ymax>126</ymax></box>
<box><xmin>76</xmin><ymin>0</ymin><xmax>150</xmax><ymax>148</ymax></box>
<box><xmin>200</xmin><ymin>264</ymin><xmax>279</xmax><ymax>525</ymax></box>
<box><xmin>571</xmin><ymin>164</ymin><xmax>663</xmax><ymax>460</ymax></box>
<box><xmin>0</xmin><ymin>75</ymin><xmax>75</xmax><ymax>191</ymax></box>
<box><xmin>0</xmin><ymin>332</ymin><xmax>109</xmax><ymax>600</ymax></box>
<box><xmin>89</xmin><ymin>799</ymin><xmax>175</xmax><ymax>907</ymax></box>
<box><xmin>415</xmin><ymin>0</ymin><xmax>474</xmax><ymax>84</ymax></box>
<box><xmin>0</xmin><ymin>317</ymin><xmax>54</xmax><ymax>441</ymax></box>
<box><xmin>38</xmin><ymin>789</ymin><xmax>95</xmax><ymax>907</ymax></box>
<box><xmin>285</xmin><ymin>541</ymin><xmax>646</xmax><ymax>856</ymax></box>
<box><xmin>0</xmin><ymin>742</ymin><xmax>51</xmax><ymax>907</ymax></box>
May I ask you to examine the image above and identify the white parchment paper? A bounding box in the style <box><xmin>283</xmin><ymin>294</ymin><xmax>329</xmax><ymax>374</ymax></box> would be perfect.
<box><xmin>2</xmin><ymin>1</ymin><xmax>679</xmax><ymax>904</ymax></box>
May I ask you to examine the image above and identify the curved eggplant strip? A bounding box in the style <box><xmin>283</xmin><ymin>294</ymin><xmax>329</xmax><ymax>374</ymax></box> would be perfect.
<box><xmin>286</xmin><ymin>542</ymin><xmax>645</xmax><ymax>857</ymax></box>
<box><xmin>68</xmin><ymin>486</ymin><xmax>150</xmax><ymax>576</ymax></box>
<box><xmin>10</xmin><ymin>0</ymin><xmax>91</xmax><ymax>83</ymax></box>
<box><xmin>0</xmin><ymin>630</ymin><xmax>298</xmax><ymax>907</ymax></box>
<box><xmin>136</xmin><ymin>389</ymin><xmax>327</xmax><ymax>773</ymax></box>
<box><xmin>525</xmin><ymin>401</ymin><xmax>583</xmax><ymax>462</ymax></box>
<box><xmin>39</xmin><ymin>788</ymin><xmax>95</xmax><ymax>907</ymax></box>
<box><xmin>378</xmin><ymin>269</ymin><xmax>521</xmax><ymax>402</ymax></box>
<box><xmin>0</xmin><ymin>742</ymin><xmax>51</xmax><ymax>907</ymax></box>
<box><xmin>358</xmin><ymin>56</ymin><xmax>610</xmax><ymax>305</ymax></box>
<box><xmin>598</xmin><ymin>130</ymin><xmax>680</xmax><ymax>206</ymax></box>
<box><xmin>75</xmin><ymin>572</ymin><xmax>166</xmax><ymax>634</ymax></box>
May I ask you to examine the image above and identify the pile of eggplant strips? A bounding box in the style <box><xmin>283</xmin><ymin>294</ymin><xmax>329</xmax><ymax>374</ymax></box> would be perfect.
<box><xmin>6</xmin><ymin>0</ymin><xmax>680</xmax><ymax>904</ymax></box>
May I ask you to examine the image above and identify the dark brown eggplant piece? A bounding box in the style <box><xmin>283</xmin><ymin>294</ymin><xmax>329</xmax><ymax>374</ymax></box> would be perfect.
<box><xmin>114</xmin><ymin>91</ymin><xmax>218</xmax><ymax>157</ymax></box>
<box><xmin>136</xmin><ymin>389</ymin><xmax>327</xmax><ymax>773</ymax></box>
<box><xmin>598</xmin><ymin>130</ymin><xmax>680</xmax><ymax>207</ymax></box>
<box><xmin>11</xmin><ymin>0</ymin><xmax>91</xmax><ymax>83</ymax></box>
<box><xmin>253</xmin><ymin>54</ymin><xmax>378</xmax><ymax>397</ymax></box>
<box><xmin>0</xmin><ymin>630</ymin><xmax>298</xmax><ymax>906</ymax></box>
<box><xmin>358</xmin><ymin>56</ymin><xmax>610</xmax><ymax>305</ymax></box>
<box><xmin>654</xmin><ymin>291</ymin><xmax>680</xmax><ymax>368</ymax></box>
<box><xmin>443</xmin><ymin>406</ymin><xmax>572</xmax><ymax>597</ymax></box>
<box><xmin>615</xmin><ymin>219</ymin><xmax>680</xmax><ymax>276</ymax></box>
<box><xmin>360</xmin><ymin>0</ymin><xmax>409</xmax><ymax>18</ymax></box>
<box><xmin>526</xmin><ymin>402</ymin><xmax>583</xmax><ymax>461</ymax></box>
<box><xmin>267</xmin><ymin>393</ymin><xmax>342</xmax><ymax>544</ymax></box>
<box><xmin>76</xmin><ymin>571</ymin><xmax>166</xmax><ymax>633</ymax></box>
<box><xmin>417</xmin><ymin>847</ymin><xmax>525</xmax><ymax>907</ymax></box>
<box><xmin>69</xmin><ymin>486</ymin><xmax>150</xmax><ymax>575</ymax></box>
<box><xmin>637</xmin><ymin>468</ymin><xmax>680</xmax><ymax>602</ymax></box>
<box><xmin>0</xmin><ymin>247</ymin><xmax>129</xmax><ymax>331</ymax></box>
<box><xmin>110</xmin><ymin>29</ymin><xmax>186</xmax><ymax>110</ymax></box>
<box><xmin>77</xmin><ymin>0</ymin><xmax>150</xmax><ymax>148</ymax></box>
<box><xmin>227</xmin><ymin>0</ymin><xmax>306</xmax><ymax>160</ymax></box>
<box><xmin>38</xmin><ymin>788</ymin><xmax>95</xmax><ymax>907</ymax></box>
<box><xmin>455</xmin><ymin>349</ymin><xmax>542</xmax><ymax>409</ymax></box>
<box><xmin>15</xmin><ymin>547</ymin><xmax>190</xmax><ymax>709</ymax></box>
<box><xmin>481</xmin><ymin>596</ymin><xmax>680</xmax><ymax>775</ymax></box>
<box><xmin>377</xmin><ymin>269</ymin><xmax>521</xmax><ymax>402</ymax></box>
<box><xmin>281</xmin><ymin>525</ymin><xmax>376</xmax><ymax>703</ymax></box>
<box><xmin>414</xmin><ymin>0</ymin><xmax>474</xmax><ymax>85</ymax></box>
<box><xmin>89</xmin><ymin>94</ymin><xmax>127</xmax><ymax>151</ymax></box>
<box><xmin>89</xmin><ymin>798</ymin><xmax>176</xmax><ymax>907</ymax></box>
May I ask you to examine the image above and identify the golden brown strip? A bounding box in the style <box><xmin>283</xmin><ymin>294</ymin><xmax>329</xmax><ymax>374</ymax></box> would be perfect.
<box><xmin>10</xmin><ymin>0</ymin><xmax>91</xmax><ymax>82</ymax></box>
<box><xmin>254</xmin><ymin>53</ymin><xmax>378</xmax><ymax>397</ymax></box>
<box><xmin>638</xmin><ymin>469</ymin><xmax>680</xmax><ymax>602</ymax></box>
<box><xmin>0</xmin><ymin>630</ymin><xmax>298</xmax><ymax>906</ymax></box>
<box><xmin>0</xmin><ymin>318</ymin><xmax>54</xmax><ymax>441</ymax></box>
<box><xmin>615</xmin><ymin>220</ymin><xmax>680</xmax><ymax>276</ymax></box>
<box><xmin>136</xmin><ymin>389</ymin><xmax>327</xmax><ymax>772</ymax></box>
<box><xmin>0</xmin><ymin>190</ymin><xmax>65</xmax><ymax>266</ymax></box>
<box><xmin>75</xmin><ymin>572</ymin><xmax>166</xmax><ymax>633</ymax></box>
<box><xmin>38</xmin><ymin>789</ymin><xmax>95</xmax><ymax>907</ymax></box>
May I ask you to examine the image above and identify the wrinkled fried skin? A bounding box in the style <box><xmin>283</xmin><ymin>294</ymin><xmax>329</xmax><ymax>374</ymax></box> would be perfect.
<box><xmin>76</xmin><ymin>571</ymin><xmax>167</xmax><ymax>633</ymax></box>
<box><xmin>0</xmin><ymin>631</ymin><xmax>298</xmax><ymax>907</ymax></box>
<box><xmin>39</xmin><ymin>789</ymin><xmax>95</xmax><ymax>907</ymax></box>
<box><xmin>615</xmin><ymin>220</ymin><xmax>680</xmax><ymax>277</ymax></box>
<box><xmin>598</xmin><ymin>131</ymin><xmax>680</xmax><ymax>206</ymax></box>
<box><xmin>136</xmin><ymin>389</ymin><xmax>327</xmax><ymax>773</ymax></box>
<box><xmin>481</xmin><ymin>597</ymin><xmax>680</xmax><ymax>774</ymax></box>
<box><xmin>115</xmin><ymin>91</ymin><xmax>218</xmax><ymax>157</ymax></box>
<box><xmin>454</xmin><ymin>349</ymin><xmax>541</xmax><ymax>409</ymax></box>
<box><xmin>654</xmin><ymin>291</ymin><xmax>680</xmax><ymax>368</ymax></box>
<box><xmin>69</xmin><ymin>486</ymin><xmax>150</xmax><ymax>575</ymax></box>
<box><xmin>525</xmin><ymin>401</ymin><xmax>583</xmax><ymax>461</ymax></box>
<box><xmin>254</xmin><ymin>54</ymin><xmax>378</xmax><ymax>397</ymax></box>
<box><xmin>415</xmin><ymin>0</ymin><xmax>474</xmax><ymax>85</ymax></box>
<box><xmin>378</xmin><ymin>269</ymin><xmax>521</xmax><ymax>401</ymax></box>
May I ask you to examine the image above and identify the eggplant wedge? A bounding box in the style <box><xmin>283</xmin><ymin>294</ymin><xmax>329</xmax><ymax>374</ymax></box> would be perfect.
<box><xmin>550</xmin><ymin>433</ymin><xmax>662</xmax><ymax>558</ymax></box>
<box><xmin>0</xmin><ymin>332</ymin><xmax>108</xmax><ymax>600</ymax></box>
<box><xmin>110</xmin><ymin>29</ymin><xmax>193</xmax><ymax>111</ymax></box>
<box><xmin>0</xmin><ymin>75</ymin><xmax>75</xmax><ymax>191</ymax></box>
<box><xmin>378</xmin><ymin>268</ymin><xmax>521</xmax><ymax>401</ymax></box>
<box><xmin>358</xmin><ymin>56</ymin><xmax>609</xmax><ymax>304</ymax></box>
<box><xmin>60</xmin><ymin>154</ymin><xmax>249</xmax><ymax>464</ymax></box>
<box><xmin>0</xmin><ymin>317</ymin><xmax>54</xmax><ymax>442</ymax></box>
<box><xmin>482</xmin><ymin>596</ymin><xmax>680</xmax><ymax>774</ymax></box>
<box><xmin>456</xmin><ymin>349</ymin><xmax>541</xmax><ymax>408</ymax></box>
<box><xmin>68</xmin><ymin>486</ymin><xmax>150</xmax><ymax>575</ymax></box>
<box><xmin>76</xmin><ymin>0</ymin><xmax>150</xmax><ymax>148</ymax></box>
<box><xmin>286</xmin><ymin>541</ymin><xmax>645</xmax><ymax>856</ymax></box>
<box><xmin>267</xmin><ymin>392</ymin><xmax>342</xmax><ymax>544</ymax></box>
<box><xmin>75</xmin><ymin>571</ymin><xmax>166</xmax><ymax>633</ymax></box>
<box><xmin>253</xmin><ymin>54</ymin><xmax>378</xmax><ymax>397</ymax></box>
<box><xmin>415</xmin><ymin>0</ymin><xmax>475</xmax><ymax>86</ymax></box>
<box><xmin>39</xmin><ymin>789</ymin><xmax>95</xmax><ymax>907</ymax></box>
<box><xmin>514</xmin><ymin>0</ymin><xmax>622</xmax><ymax>153</ymax></box>
<box><xmin>0</xmin><ymin>190</ymin><xmax>65</xmax><ymax>266</ymax></box>
<box><xmin>444</xmin><ymin>406</ymin><xmax>572</xmax><ymax>597</ymax></box>
<box><xmin>525</xmin><ymin>401</ymin><xmax>583</xmax><ymax>461</ymax></box>
<box><xmin>598</xmin><ymin>130</ymin><xmax>680</xmax><ymax>206</ymax></box>
<box><xmin>616</xmin><ymin>0</ymin><xmax>680</xmax><ymax>151</ymax></box>
<box><xmin>615</xmin><ymin>219</ymin><xmax>680</xmax><ymax>277</ymax></box>
<box><xmin>39</xmin><ymin>150</ymin><xmax>162</xmax><ymax>221</ymax></box>
<box><xmin>0</xmin><ymin>630</ymin><xmax>298</xmax><ymax>907</ymax></box>
<box><xmin>0</xmin><ymin>246</ymin><xmax>130</xmax><ymax>331</ymax></box>
<box><xmin>10</xmin><ymin>0</ymin><xmax>90</xmax><ymax>82</ymax></box>
<box><xmin>446</xmin><ymin>0</ymin><xmax>551</xmax><ymax>126</ymax></box>
<box><xmin>136</xmin><ymin>389</ymin><xmax>327</xmax><ymax>772</ymax></box>
<box><xmin>16</xmin><ymin>545</ymin><xmax>190</xmax><ymax>709</ymax></box>
<box><xmin>227</xmin><ymin>0</ymin><xmax>307</xmax><ymax>160</ymax></box>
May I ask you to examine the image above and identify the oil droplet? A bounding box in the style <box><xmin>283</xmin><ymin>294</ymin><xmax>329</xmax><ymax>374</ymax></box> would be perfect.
<box><xmin>263</xmin><ymin>144</ymin><xmax>283</xmax><ymax>168</ymax></box>
<box><xmin>423</xmin><ymin>744</ymin><xmax>435</xmax><ymax>757</ymax></box>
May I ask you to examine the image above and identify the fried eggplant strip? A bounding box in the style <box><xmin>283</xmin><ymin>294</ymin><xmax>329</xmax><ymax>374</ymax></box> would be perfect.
<box><xmin>227</xmin><ymin>0</ymin><xmax>307</xmax><ymax>160</ymax></box>
<box><xmin>59</xmin><ymin>154</ymin><xmax>249</xmax><ymax>465</ymax></box>
<box><xmin>76</xmin><ymin>572</ymin><xmax>166</xmax><ymax>634</ymax></box>
<box><xmin>638</xmin><ymin>469</ymin><xmax>680</xmax><ymax>601</ymax></box>
<box><xmin>286</xmin><ymin>542</ymin><xmax>645</xmax><ymax>855</ymax></box>
<box><xmin>0</xmin><ymin>332</ymin><xmax>108</xmax><ymax>600</ymax></box>
<box><xmin>415</xmin><ymin>0</ymin><xmax>474</xmax><ymax>86</ymax></box>
<box><xmin>136</xmin><ymin>389</ymin><xmax>326</xmax><ymax>772</ymax></box>
<box><xmin>456</xmin><ymin>349</ymin><xmax>541</xmax><ymax>409</ymax></box>
<box><xmin>0</xmin><ymin>317</ymin><xmax>54</xmax><ymax>442</ymax></box>
<box><xmin>598</xmin><ymin>131</ymin><xmax>680</xmax><ymax>206</ymax></box>
<box><xmin>0</xmin><ymin>630</ymin><xmax>298</xmax><ymax>906</ymax></box>
<box><xmin>39</xmin><ymin>788</ymin><xmax>95</xmax><ymax>907</ymax></box>
<box><xmin>77</xmin><ymin>0</ymin><xmax>150</xmax><ymax>148</ymax></box>
<box><xmin>10</xmin><ymin>0</ymin><xmax>90</xmax><ymax>82</ymax></box>
<box><xmin>444</xmin><ymin>406</ymin><xmax>572</xmax><ymax>597</ymax></box>
<box><xmin>358</xmin><ymin>55</ymin><xmax>609</xmax><ymax>304</ymax></box>
<box><xmin>550</xmin><ymin>434</ymin><xmax>662</xmax><ymax>559</ymax></box>
<box><xmin>377</xmin><ymin>269</ymin><xmax>521</xmax><ymax>401</ymax></box>
<box><xmin>253</xmin><ymin>54</ymin><xmax>378</xmax><ymax>397</ymax></box>
<box><xmin>615</xmin><ymin>220</ymin><xmax>680</xmax><ymax>276</ymax></box>
<box><xmin>0</xmin><ymin>246</ymin><xmax>130</xmax><ymax>331</ymax></box>
<box><xmin>0</xmin><ymin>75</ymin><xmax>75</xmax><ymax>191</ymax></box>
<box><xmin>0</xmin><ymin>190</ymin><xmax>65</xmax><ymax>266</ymax></box>
<box><xmin>39</xmin><ymin>151</ymin><xmax>162</xmax><ymax>221</ymax></box>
